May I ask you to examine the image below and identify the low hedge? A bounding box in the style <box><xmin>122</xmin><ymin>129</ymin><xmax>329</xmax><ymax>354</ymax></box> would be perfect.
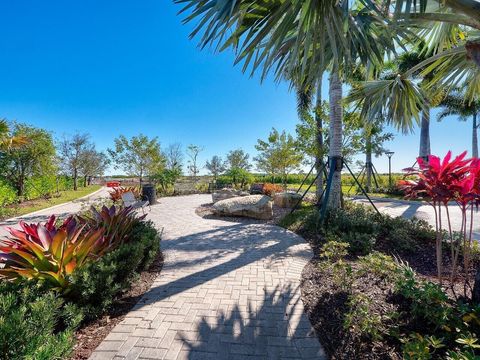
<box><xmin>0</xmin><ymin>220</ymin><xmax>161</xmax><ymax>360</ymax></box>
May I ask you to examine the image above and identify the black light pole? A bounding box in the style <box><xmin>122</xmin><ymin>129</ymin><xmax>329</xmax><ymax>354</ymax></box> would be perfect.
<box><xmin>386</xmin><ymin>151</ymin><xmax>394</xmax><ymax>188</ymax></box>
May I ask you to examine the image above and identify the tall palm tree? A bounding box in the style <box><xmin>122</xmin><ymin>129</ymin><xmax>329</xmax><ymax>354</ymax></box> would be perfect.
<box><xmin>176</xmin><ymin>0</ymin><xmax>398</xmax><ymax>208</ymax></box>
<box><xmin>437</xmin><ymin>90</ymin><xmax>480</xmax><ymax>157</ymax></box>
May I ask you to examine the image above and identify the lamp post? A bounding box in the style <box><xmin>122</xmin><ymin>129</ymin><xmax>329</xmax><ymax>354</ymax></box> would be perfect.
<box><xmin>386</xmin><ymin>151</ymin><xmax>394</xmax><ymax>188</ymax></box>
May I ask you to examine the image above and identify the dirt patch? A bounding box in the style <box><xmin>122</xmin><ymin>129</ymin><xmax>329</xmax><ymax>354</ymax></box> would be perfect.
<box><xmin>70</xmin><ymin>252</ymin><xmax>164</xmax><ymax>360</ymax></box>
<box><xmin>195</xmin><ymin>202</ymin><xmax>290</xmax><ymax>225</ymax></box>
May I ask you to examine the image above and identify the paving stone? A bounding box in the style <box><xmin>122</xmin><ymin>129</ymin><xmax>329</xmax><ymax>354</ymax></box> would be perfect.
<box><xmin>88</xmin><ymin>194</ymin><xmax>326</xmax><ymax>360</ymax></box>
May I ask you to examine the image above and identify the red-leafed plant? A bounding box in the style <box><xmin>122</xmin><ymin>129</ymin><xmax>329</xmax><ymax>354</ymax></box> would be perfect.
<box><xmin>0</xmin><ymin>215</ymin><xmax>105</xmax><ymax>291</ymax></box>
<box><xmin>263</xmin><ymin>183</ymin><xmax>284</xmax><ymax>197</ymax></box>
<box><xmin>399</xmin><ymin>151</ymin><xmax>480</xmax><ymax>292</ymax></box>
<box><xmin>109</xmin><ymin>186</ymin><xmax>141</xmax><ymax>203</ymax></box>
<box><xmin>78</xmin><ymin>205</ymin><xmax>146</xmax><ymax>248</ymax></box>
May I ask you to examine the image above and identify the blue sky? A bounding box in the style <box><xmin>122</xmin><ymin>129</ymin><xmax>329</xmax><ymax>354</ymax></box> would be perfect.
<box><xmin>0</xmin><ymin>0</ymin><xmax>472</xmax><ymax>175</ymax></box>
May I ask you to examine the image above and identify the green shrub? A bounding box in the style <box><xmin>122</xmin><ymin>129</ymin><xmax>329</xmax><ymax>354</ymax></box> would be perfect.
<box><xmin>68</xmin><ymin>220</ymin><xmax>160</xmax><ymax>320</ymax></box>
<box><xmin>0</xmin><ymin>281</ymin><xmax>82</xmax><ymax>360</ymax></box>
<box><xmin>357</xmin><ymin>251</ymin><xmax>399</xmax><ymax>281</ymax></box>
<box><xmin>24</xmin><ymin>175</ymin><xmax>57</xmax><ymax>200</ymax></box>
<box><xmin>395</xmin><ymin>262</ymin><xmax>452</xmax><ymax>329</ymax></box>
<box><xmin>344</xmin><ymin>293</ymin><xmax>385</xmax><ymax>341</ymax></box>
<box><xmin>0</xmin><ymin>179</ymin><xmax>17</xmax><ymax>206</ymax></box>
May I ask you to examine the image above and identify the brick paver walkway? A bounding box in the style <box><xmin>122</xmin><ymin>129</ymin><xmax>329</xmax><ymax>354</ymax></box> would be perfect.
<box><xmin>90</xmin><ymin>194</ymin><xmax>325</xmax><ymax>360</ymax></box>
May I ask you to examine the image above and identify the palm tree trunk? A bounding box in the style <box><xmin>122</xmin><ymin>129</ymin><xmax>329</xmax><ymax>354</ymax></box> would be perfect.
<box><xmin>365</xmin><ymin>128</ymin><xmax>372</xmax><ymax>192</ymax></box>
<box><xmin>315</xmin><ymin>74</ymin><xmax>324</xmax><ymax>202</ymax></box>
<box><xmin>327</xmin><ymin>71</ymin><xmax>343</xmax><ymax>209</ymax></box>
<box><xmin>473</xmin><ymin>112</ymin><xmax>478</xmax><ymax>158</ymax></box>
<box><xmin>419</xmin><ymin>107</ymin><xmax>431</xmax><ymax>159</ymax></box>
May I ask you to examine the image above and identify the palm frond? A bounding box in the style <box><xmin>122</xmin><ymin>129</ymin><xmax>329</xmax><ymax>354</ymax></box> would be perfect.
<box><xmin>347</xmin><ymin>75</ymin><xmax>426</xmax><ymax>133</ymax></box>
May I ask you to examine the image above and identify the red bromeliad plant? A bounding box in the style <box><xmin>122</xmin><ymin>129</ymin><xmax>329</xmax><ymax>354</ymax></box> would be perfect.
<box><xmin>0</xmin><ymin>215</ymin><xmax>105</xmax><ymax>291</ymax></box>
<box><xmin>399</xmin><ymin>151</ymin><xmax>480</xmax><ymax>289</ymax></box>
<box><xmin>78</xmin><ymin>205</ymin><xmax>145</xmax><ymax>248</ymax></box>
<box><xmin>109</xmin><ymin>186</ymin><xmax>141</xmax><ymax>203</ymax></box>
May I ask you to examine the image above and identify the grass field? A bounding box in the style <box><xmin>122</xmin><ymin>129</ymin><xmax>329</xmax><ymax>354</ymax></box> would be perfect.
<box><xmin>286</xmin><ymin>183</ymin><xmax>405</xmax><ymax>200</ymax></box>
<box><xmin>2</xmin><ymin>185</ymin><xmax>101</xmax><ymax>220</ymax></box>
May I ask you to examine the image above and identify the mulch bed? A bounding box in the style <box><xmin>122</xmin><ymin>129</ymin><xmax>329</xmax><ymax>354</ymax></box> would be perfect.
<box><xmin>195</xmin><ymin>202</ymin><xmax>290</xmax><ymax>225</ymax></box>
<box><xmin>298</xmin><ymin>230</ymin><xmax>477</xmax><ymax>359</ymax></box>
<box><xmin>70</xmin><ymin>252</ymin><xmax>164</xmax><ymax>360</ymax></box>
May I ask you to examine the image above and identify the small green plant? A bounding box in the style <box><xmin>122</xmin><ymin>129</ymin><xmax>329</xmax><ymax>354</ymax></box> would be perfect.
<box><xmin>402</xmin><ymin>334</ymin><xmax>445</xmax><ymax>360</ymax></box>
<box><xmin>395</xmin><ymin>262</ymin><xmax>452</xmax><ymax>329</ymax></box>
<box><xmin>344</xmin><ymin>293</ymin><xmax>385</xmax><ymax>341</ymax></box>
<box><xmin>320</xmin><ymin>240</ymin><xmax>350</xmax><ymax>262</ymax></box>
<box><xmin>357</xmin><ymin>252</ymin><xmax>399</xmax><ymax>281</ymax></box>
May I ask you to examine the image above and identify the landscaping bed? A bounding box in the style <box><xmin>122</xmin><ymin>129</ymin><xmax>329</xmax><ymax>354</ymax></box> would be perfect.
<box><xmin>281</xmin><ymin>203</ymin><xmax>480</xmax><ymax>359</ymax></box>
<box><xmin>0</xmin><ymin>205</ymin><xmax>163</xmax><ymax>360</ymax></box>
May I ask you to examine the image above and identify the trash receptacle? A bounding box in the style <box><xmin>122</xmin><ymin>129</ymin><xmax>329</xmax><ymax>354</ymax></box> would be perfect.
<box><xmin>142</xmin><ymin>184</ymin><xmax>157</xmax><ymax>205</ymax></box>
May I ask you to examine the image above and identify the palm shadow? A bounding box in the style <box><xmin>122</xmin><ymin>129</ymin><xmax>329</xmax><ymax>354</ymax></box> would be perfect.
<box><xmin>177</xmin><ymin>285</ymin><xmax>325</xmax><ymax>359</ymax></box>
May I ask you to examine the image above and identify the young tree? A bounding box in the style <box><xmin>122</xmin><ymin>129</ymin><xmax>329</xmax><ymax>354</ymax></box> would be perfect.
<box><xmin>164</xmin><ymin>143</ymin><xmax>184</xmax><ymax>172</ymax></box>
<box><xmin>108</xmin><ymin>134</ymin><xmax>164</xmax><ymax>184</ymax></box>
<box><xmin>205</xmin><ymin>155</ymin><xmax>226</xmax><ymax>181</ymax></box>
<box><xmin>59</xmin><ymin>133</ymin><xmax>92</xmax><ymax>191</ymax></box>
<box><xmin>186</xmin><ymin>144</ymin><xmax>204</xmax><ymax>181</ymax></box>
<box><xmin>226</xmin><ymin>149</ymin><xmax>251</xmax><ymax>171</ymax></box>
<box><xmin>1</xmin><ymin>123</ymin><xmax>56</xmax><ymax>197</ymax></box>
<box><xmin>255</xmin><ymin>128</ymin><xmax>303</xmax><ymax>188</ymax></box>
<box><xmin>79</xmin><ymin>149</ymin><xmax>109</xmax><ymax>187</ymax></box>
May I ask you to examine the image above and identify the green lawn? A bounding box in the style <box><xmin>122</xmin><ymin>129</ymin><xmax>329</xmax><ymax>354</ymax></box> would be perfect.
<box><xmin>3</xmin><ymin>185</ymin><xmax>102</xmax><ymax>219</ymax></box>
<box><xmin>286</xmin><ymin>183</ymin><xmax>407</xmax><ymax>200</ymax></box>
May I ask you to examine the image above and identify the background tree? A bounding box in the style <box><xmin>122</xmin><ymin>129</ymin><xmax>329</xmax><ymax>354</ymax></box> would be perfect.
<box><xmin>226</xmin><ymin>149</ymin><xmax>251</xmax><ymax>171</ymax></box>
<box><xmin>438</xmin><ymin>90</ymin><xmax>480</xmax><ymax>158</ymax></box>
<box><xmin>108</xmin><ymin>134</ymin><xmax>164</xmax><ymax>185</ymax></box>
<box><xmin>59</xmin><ymin>133</ymin><xmax>92</xmax><ymax>191</ymax></box>
<box><xmin>1</xmin><ymin>123</ymin><xmax>56</xmax><ymax>197</ymax></box>
<box><xmin>79</xmin><ymin>149</ymin><xmax>109</xmax><ymax>187</ymax></box>
<box><xmin>205</xmin><ymin>155</ymin><xmax>226</xmax><ymax>181</ymax></box>
<box><xmin>164</xmin><ymin>143</ymin><xmax>184</xmax><ymax>173</ymax></box>
<box><xmin>0</xmin><ymin>119</ymin><xmax>29</xmax><ymax>151</ymax></box>
<box><xmin>186</xmin><ymin>144</ymin><xmax>204</xmax><ymax>181</ymax></box>
<box><xmin>255</xmin><ymin>128</ymin><xmax>303</xmax><ymax>188</ymax></box>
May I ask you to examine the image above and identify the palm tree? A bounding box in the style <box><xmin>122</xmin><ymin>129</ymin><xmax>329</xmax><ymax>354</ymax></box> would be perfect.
<box><xmin>437</xmin><ymin>90</ymin><xmax>480</xmax><ymax>157</ymax></box>
<box><xmin>176</xmin><ymin>0</ymin><xmax>397</xmax><ymax>208</ymax></box>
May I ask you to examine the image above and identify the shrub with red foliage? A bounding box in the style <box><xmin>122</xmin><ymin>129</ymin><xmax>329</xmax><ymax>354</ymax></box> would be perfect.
<box><xmin>109</xmin><ymin>186</ymin><xmax>141</xmax><ymax>202</ymax></box>
<box><xmin>399</xmin><ymin>151</ymin><xmax>480</xmax><ymax>295</ymax></box>
<box><xmin>262</xmin><ymin>183</ymin><xmax>284</xmax><ymax>197</ymax></box>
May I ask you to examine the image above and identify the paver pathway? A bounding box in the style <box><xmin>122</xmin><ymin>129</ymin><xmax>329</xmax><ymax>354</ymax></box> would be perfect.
<box><xmin>90</xmin><ymin>194</ymin><xmax>326</xmax><ymax>360</ymax></box>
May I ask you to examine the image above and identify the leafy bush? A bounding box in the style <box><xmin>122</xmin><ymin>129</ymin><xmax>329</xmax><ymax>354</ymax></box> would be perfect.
<box><xmin>0</xmin><ymin>215</ymin><xmax>105</xmax><ymax>291</ymax></box>
<box><xmin>344</xmin><ymin>293</ymin><xmax>385</xmax><ymax>341</ymax></box>
<box><xmin>262</xmin><ymin>183</ymin><xmax>283</xmax><ymax>197</ymax></box>
<box><xmin>0</xmin><ymin>281</ymin><xmax>82</xmax><ymax>360</ymax></box>
<box><xmin>24</xmin><ymin>175</ymin><xmax>57</xmax><ymax>200</ymax></box>
<box><xmin>68</xmin><ymin>220</ymin><xmax>160</xmax><ymax>320</ymax></box>
<box><xmin>109</xmin><ymin>186</ymin><xmax>141</xmax><ymax>202</ymax></box>
<box><xmin>0</xmin><ymin>179</ymin><xmax>17</xmax><ymax>206</ymax></box>
<box><xmin>78</xmin><ymin>205</ymin><xmax>145</xmax><ymax>249</ymax></box>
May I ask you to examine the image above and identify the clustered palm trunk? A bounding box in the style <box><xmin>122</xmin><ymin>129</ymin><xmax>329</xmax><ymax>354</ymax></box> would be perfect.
<box><xmin>315</xmin><ymin>76</ymin><xmax>324</xmax><ymax>202</ymax></box>
<box><xmin>327</xmin><ymin>71</ymin><xmax>343</xmax><ymax>209</ymax></box>
<box><xmin>419</xmin><ymin>107</ymin><xmax>431</xmax><ymax>159</ymax></box>
<box><xmin>473</xmin><ymin>113</ymin><xmax>478</xmax><ymax>158</ymax></box>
